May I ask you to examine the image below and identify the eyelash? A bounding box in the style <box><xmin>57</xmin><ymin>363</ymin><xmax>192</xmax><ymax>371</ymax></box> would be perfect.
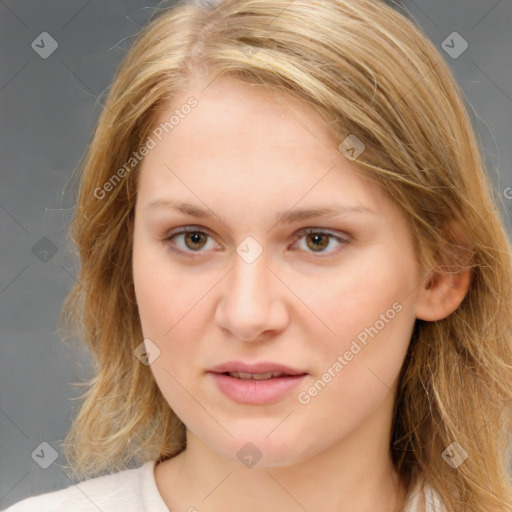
<box><xmin>161</xmin><ymin>226</ymin><xmax>350</xmax><ymax>258</ymax></box>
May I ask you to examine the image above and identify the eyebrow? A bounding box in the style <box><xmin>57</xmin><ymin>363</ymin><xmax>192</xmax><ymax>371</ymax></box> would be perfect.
<box><xmin>144</xmin><ymin>199</ymin><xmax>377</xmax><ymax>224</ymax></box>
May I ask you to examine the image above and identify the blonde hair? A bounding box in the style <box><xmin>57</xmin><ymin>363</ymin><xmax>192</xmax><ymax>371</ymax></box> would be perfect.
<box><xmin>59</xmin><ymin>0</ymin><xmax>512</xmax><ymax>510</ymax></box>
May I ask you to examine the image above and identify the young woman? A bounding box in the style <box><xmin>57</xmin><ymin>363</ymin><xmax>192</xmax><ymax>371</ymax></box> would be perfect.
<box><xmin>5</xmin><ymin>0</ymin><xmax>512</xmax><ymax>511</ymax></box>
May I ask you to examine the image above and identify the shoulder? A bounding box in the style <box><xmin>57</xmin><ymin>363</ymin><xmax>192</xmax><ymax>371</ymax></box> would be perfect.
<box><xmin>424</xmin><ymin>484</ymin><xmax>445</xmax><ymax>512</ymax></box>
<box><xmin>2</xmin><ymin>460</ymin><xmax>158</xmax><ymax>512</ymax></box>
<box><xmin>403</xmin><ymin>479</ymin><xmax>446</xmax><ymax>512</ymax></box>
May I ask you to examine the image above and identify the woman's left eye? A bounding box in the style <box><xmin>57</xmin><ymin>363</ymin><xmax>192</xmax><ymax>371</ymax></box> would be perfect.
<box><xmin>292</xmin><ymin>228</ymin><xmax>350</xmax><ymax>255</ymax></box>
<box><xmin>162</xmin><ymin>226</ymin><xmax>350</xmax><ymax>257</ymax></box>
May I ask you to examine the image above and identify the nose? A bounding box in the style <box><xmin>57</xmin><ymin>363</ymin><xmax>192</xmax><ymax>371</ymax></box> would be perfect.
<box><xmin>214</xmin><ymin>251</ymin><xmax>289</xmax><ymax>342</ymax></box>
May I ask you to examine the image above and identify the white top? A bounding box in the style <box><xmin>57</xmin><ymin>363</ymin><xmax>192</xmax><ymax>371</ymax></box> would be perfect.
<box><xmin>403</xmin><ymin>479</ymin><xmax>446</xmax><ymax>512</ymax></box>
<box><xmin>3</xmin><ymin>459</ymin><xmax>444</xmax><ymax>511</ymax></box>
<box><xmin>2</xmin><ymin>460</ymin><xmax>169</xmax><ymax>512</ymax></box>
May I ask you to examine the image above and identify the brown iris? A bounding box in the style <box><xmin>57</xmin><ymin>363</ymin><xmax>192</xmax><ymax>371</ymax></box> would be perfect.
<box><xmin>184</xmin><ymin>232</ymin><xmax>208</xmax><ymax>250</ymax></box>
<box><xmin>305</xmin><ymin>232</ymin><xmax>329</xmax><ymax>252</ymax></box>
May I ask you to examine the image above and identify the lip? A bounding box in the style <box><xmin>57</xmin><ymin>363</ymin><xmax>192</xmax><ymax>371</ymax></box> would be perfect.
<box><xmin>207</xmin><ymin>361</ymin><xmax>309</xmax><ymax>405</ymax></box>
<box><xmin>208</xmin><ymin>361</ymin><xmax>307</xmax><ymax>376</ymax></box>
<box><xmin>208</xmin><ymin>373</ymin><xmax>308</xmax><ymax>405</ymax></box>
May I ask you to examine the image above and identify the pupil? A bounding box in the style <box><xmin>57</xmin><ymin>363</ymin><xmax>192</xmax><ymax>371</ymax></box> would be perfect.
<box><xmin>308</xmin><ymin>233</ymin><xmax>328</xmax><ymax>251</ymax></box>
<box><xmin>186</xmin><ymin>232</ymin><xmax>205</xmax><ymax>249</ymax></box>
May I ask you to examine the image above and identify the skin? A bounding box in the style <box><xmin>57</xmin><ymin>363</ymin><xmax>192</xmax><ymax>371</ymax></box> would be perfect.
<box><xmin>132</xmin><ymin>75</ymin><xmax>470</xmax><ymax>512</ymax></box>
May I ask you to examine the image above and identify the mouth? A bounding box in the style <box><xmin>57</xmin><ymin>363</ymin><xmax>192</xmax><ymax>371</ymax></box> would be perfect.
<box><xmin>218</xmin><ymin>371</ymin><xmax>304</xmax><ymax>380</ymax></box>
<box><xmin>207</xmin><ymin>363</ymin><xmax>309</xmax><ymax>405</ymax></box>
<box><xmin>208</xmin><ymin>361</ymin><xmax>308</xmax><ymax>377</ymax></box>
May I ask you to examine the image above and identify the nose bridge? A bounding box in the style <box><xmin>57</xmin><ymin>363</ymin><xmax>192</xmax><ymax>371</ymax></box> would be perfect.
<box><xmin>229</xmin><ymin>249</ymin><xmax>272</xmax><ymax>310</ymax></box>
<box><xmin>216</xmin><ymin>246</ymin><xmax>288</xmax><ymax>340</ymax></box>
<box><xmin>229</xmin><ymin>233</ymin><xmax>272</xmax><ymax>301</ymax></box>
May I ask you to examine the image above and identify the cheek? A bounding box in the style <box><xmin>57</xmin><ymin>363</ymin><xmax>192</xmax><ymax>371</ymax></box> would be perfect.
<box><xmin>294</xmin><ymin>271</ymin><xmax>415</xmax><ymax>438</ymax></box>
<box><xmin>132</xmin><ymin>238</ymin><xmax>217</xmax><ymax>390</ymax></box>
<box><xmin>132</xmin><ymin>244</ymin><xmax>168</xmax><ymax>335</ymax></box>
<box><xmin>133</xmin><ymin>236</ymin><xmax>204</xmax><ymax>336</ymax></box>
<box><xmin>302</xmin><ymin>249</ymin><xmax>414</xmax><ymax>336</ymax></box>
<box><xmin>296</xmin><ymin>246</ymin><xmax>417</xmax><ymax>385</ymax></box>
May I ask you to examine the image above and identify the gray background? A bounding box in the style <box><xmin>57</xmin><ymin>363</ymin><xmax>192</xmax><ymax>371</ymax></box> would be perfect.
<box><xmin>1</xmin><ymin>0</ymin><xmax>511</xmax><ymax>508</ymax></box>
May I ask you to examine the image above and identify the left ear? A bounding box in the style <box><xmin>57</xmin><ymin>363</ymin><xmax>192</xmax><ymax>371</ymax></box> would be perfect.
<box><xmin>415</xmin><ymin>222</ymin><xmax>473</xmax><ymax>322</ymax></box>
<box><xmin>415</xmin><ymin>266</ymin><xmax>472</xmax><ymax>321</ymax></box>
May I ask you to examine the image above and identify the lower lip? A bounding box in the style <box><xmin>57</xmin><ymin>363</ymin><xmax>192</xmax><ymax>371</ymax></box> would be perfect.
<box><xmin>208</xmin><ymin>372</ymin><xmax>308</xmax><ymax>405</ymax></box>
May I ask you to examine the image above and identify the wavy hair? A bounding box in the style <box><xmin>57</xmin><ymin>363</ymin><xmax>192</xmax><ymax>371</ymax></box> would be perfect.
<box><xmin>58</xmin><ymin>1</ymin><xmax>512</xmax><ymax>510</ymax></box>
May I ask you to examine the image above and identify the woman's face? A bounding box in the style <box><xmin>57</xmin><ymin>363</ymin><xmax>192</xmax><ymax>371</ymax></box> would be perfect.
<box><xmin>132</xmin><ymin>76</ymin><xmax>425</xmax><ymax>467</ymax></box>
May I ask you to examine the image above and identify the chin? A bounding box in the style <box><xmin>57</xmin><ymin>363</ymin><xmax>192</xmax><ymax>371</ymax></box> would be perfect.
<box><xmin>205</xmin><ymin>429</ymin><xmax>316</xmax><ymax>469</ymax></box>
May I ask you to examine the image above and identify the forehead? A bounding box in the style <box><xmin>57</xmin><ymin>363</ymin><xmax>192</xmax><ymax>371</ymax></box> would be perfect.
<box><xmin>152</xmin><ymin>76</ymin><xmax>340</xmax><ymax>153</ymax></box>
<box><xmin>136</xmin><ymin>76</ymin><xmax>394</xmax><ymax>221</ymax></box>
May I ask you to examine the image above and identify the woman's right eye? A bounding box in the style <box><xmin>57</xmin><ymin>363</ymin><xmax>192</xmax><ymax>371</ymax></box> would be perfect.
<box><xmin>162</xmin><ymin>227</ymin><xmax>217</xmax><ymax>256</ymax></box>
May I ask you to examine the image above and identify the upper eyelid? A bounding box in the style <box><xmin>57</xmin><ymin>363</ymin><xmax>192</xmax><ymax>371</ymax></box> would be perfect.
<box><xmin>164</xmin><ymin>225</ymin><xmax>349</xmax><ymax>240</ymax></box>
<box><xmin>164</xmin><ymin>225</ymin><xmax>350</xmax><ymax>251</ymax></box>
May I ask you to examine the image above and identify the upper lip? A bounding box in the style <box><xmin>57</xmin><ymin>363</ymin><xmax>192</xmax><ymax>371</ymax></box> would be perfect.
<box><xmin>208</xmin><ymin>361</ymin><xmax>308</xmax><ymax>376</ymax></box>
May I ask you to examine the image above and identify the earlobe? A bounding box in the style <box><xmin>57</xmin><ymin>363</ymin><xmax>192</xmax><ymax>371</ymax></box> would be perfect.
<box><xmin>415</xmin><ymin>265</ymin><xmax>472</xmax><ymax>321</ymax></box>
